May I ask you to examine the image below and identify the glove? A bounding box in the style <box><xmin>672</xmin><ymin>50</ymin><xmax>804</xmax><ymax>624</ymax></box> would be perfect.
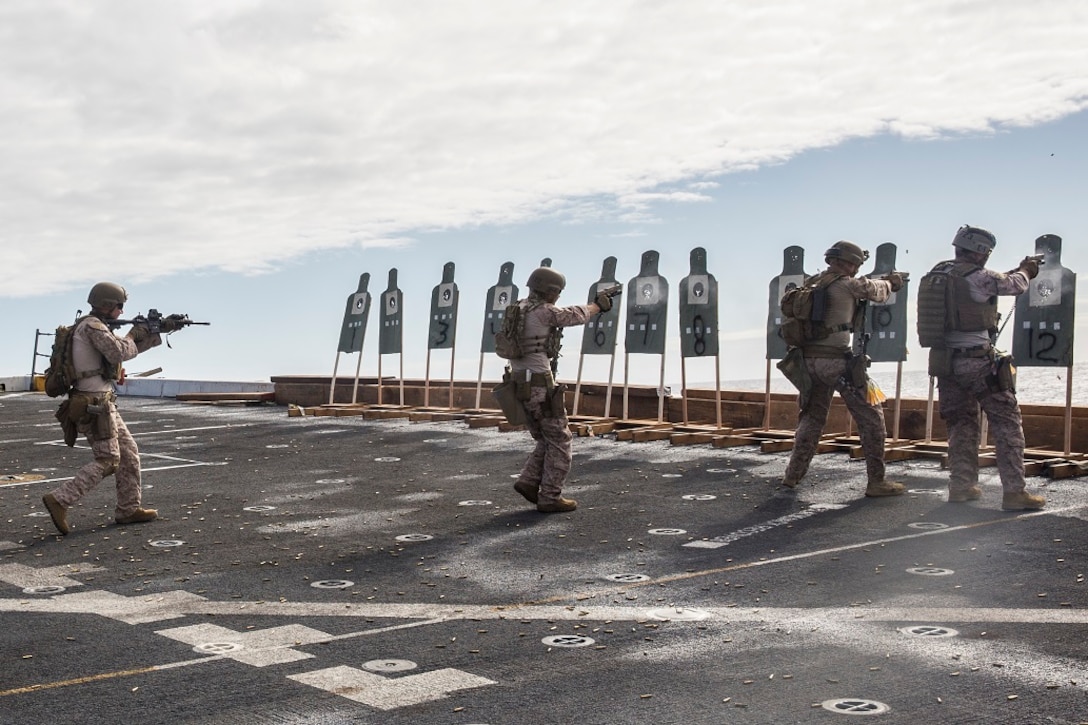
<box><xmin>1018</xmin><ymin>257</ymin><xmax>1040</xmax><ymax>280</ymax></box>
<box><xmin>127</xmin><ymin>323</ymin><xmax>151</xmax><ymax>343</ymax></box>
<box><xmin>886</xmin><ymin>272</ymin><xmax>904</xmax><ymax>292</ymax></box>
<box><xmin>594</xmin><ymin>291</ymin><xmax>613</xmax><ymax>312</ymax></box>
<box><xmin>161</xmin><ymin>314</ymin><xmax>187</xmax><ymax>333</ymax></box>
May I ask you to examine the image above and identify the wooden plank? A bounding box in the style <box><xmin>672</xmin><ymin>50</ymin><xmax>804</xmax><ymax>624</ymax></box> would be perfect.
<box><xmin>630</xmin><ymin>428</ymin><xmax>674</xmax><ymax>443</ymax></box>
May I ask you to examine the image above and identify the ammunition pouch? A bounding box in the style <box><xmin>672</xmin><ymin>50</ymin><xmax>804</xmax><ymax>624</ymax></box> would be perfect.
<box><xmin>491</xmin><ymin>372</ymin><xmax>528</xmax><ymax>427</ymax></box>
<box><xmin>927</xmin><ymin>348</ymin><xmax>953</xmax><ymax>377</ymax></box>
<box><xmin>776</xmin><ymin>347</ymin><xmax>813</xmax><ymax>409</ymax></box>
<box><xmin>66</xmin><ymin>391</ymin><xmax>117</xmax><ymax>439</ymax></box>
<box><xmin>986</xmin><ymin>352</ymin><xmax>1017</xmax><ymax>394</ymax></box>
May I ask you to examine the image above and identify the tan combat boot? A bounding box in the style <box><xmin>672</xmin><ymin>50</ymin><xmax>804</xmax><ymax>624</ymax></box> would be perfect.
<box><xmin>116</xmin><ymin>508</ymin><xmax>158</xmax><ymax>525</ymax></box>
<box><xmin>42</xmin><ymin>494</ymin><xmax>69</xmax><ymax>535</ymax></box>
<box><xmin>948</xmin><ymin>485</ymin><xmax>982</xmax><ymax>503</ymax></box>
<box><xmin>1001</xmin><ymin>491</ymin><xmax>1045</xmax><ymax>511</ymax></box>
<box><xmin>537</xmin><ymin>497</ymin><xmax>577</xmax><ymax>513</ymax></box>
<box><xmin>865</xmin><ymin>480</ymin><xmax>906</xmax><ymax>497</ymax></box>
<box><xmin>514</xmin><ymin>481</ymin><xmax>539</xmax><ymax>504</ymax></box>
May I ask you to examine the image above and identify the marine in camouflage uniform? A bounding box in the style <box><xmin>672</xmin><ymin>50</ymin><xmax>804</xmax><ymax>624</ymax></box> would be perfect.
<box><xmin>510</xmin><ymin>267</ymin><xmax>615</xmax><ymax>513</ymax></box>
<box><xmin>782</xmin><ymin>241</ymin><xmax>905</xmax><ymax>497</ymax></box>
<box><xmin>42</xmin><ymin>282</ymin><xmax>162</xmax><ymax>535</ymax></box>
<box><xmin>926</xmin><ymin>225</ymin><xmax>1045</xmax><ymax>510</ymax></box>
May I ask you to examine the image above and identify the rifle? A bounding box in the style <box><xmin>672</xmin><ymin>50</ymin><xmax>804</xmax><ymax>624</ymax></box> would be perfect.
<box><xmin>107</xmin><ymin>309</ymin><xmax>211</xmax><ymax>334</ymax></box>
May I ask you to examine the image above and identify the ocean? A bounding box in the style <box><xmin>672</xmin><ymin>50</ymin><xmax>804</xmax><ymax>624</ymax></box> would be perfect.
<box><xmin>717</xmin><ymin>361</ymin><xmax>1088</xmax><ymax>407</ymax></box>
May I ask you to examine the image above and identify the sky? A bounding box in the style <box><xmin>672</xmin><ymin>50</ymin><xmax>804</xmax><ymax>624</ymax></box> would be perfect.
<box><xmin>3</xmin><ymin>0</ymin><xmax>1087</xmax><ymax>393</ymax></box>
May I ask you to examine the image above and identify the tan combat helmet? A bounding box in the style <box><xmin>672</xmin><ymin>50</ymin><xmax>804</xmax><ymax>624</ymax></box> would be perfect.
<box><xmin>87</xmin><ymin>282</ymin><xmax>128</xmax><ymax>310</ymax></box>
<box><xmin>952</xmin><ymin>225</ymin><xmax>997</xmax><ymax>254</ymax></box>
<box><xmin>526</xmin><ymin>267</ymin><xmax>566</xmax><ymax>297</ymax></box>
<box><xmin>824</xmin><ymin>240</ymin><xmax>870</xmax><ymax>266</ymax></box>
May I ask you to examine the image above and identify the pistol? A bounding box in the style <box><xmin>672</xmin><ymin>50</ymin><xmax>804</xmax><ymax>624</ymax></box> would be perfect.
<box><xmin>599</xmin><ymin>284</ymin><xmax>623</xmax><ymax>298</ymax></box>
<box><xmin>1026</xmin><ymin>254</ymin><xmax>1045</xmax><ymax>265</ymax></box>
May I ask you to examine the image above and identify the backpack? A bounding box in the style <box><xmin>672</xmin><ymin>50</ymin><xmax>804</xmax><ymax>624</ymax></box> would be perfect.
<box><xmin>778</xmin><ymin>272</ymin><xmax>846</xmax><ymax>348</ymax></box>
<box><xmin>494</xmin><ymin>299</ymin><xmax>557</xmax><ymax>360</ymax></box>
<box><xmin>43</xmin><ymin>317</ymin><xmax>88</xmax><ymax>398</ymax></box>
<box><xmin>494</xmin><ymin>301</ymin><xmax>529</xmax><ymax>360</ymax></box>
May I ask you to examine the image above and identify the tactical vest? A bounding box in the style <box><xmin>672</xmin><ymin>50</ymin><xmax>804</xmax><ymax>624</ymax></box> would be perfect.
<box><xmin>916</xmin><ymin>261</ymin><xmax>998</xmax><ymax>347</ymax></box>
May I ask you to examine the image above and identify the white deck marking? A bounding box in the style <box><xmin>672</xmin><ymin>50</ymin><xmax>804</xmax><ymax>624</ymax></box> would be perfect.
<box><xmin>289</xmin><ymin>666</ymin><xmax>495</xmax><ymax>710</ymax></box>
<box><xmin>156</xmin><ymin>623</ymin><xmax>330</xmax><ymax>667</ymax></box>
<box><xmin>0</xmin><ymin>563</ymin><xmax>105</xmax><ymax>589</ymax></box>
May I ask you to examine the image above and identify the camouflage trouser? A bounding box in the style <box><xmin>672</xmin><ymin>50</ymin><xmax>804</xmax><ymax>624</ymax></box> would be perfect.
<box><xmin>517</xmin><ymin>385</ymin><xmax>572</xmax><ymax>503</ymax></box>
<box><xmin>784</xmin><ymin>357</ymin><xmax>887</xmax><ymax>486</ymax></box>
<box><xmin>938</xmin><ymin>356</ymin><xmax>1026</xmax><ymax>493</ymax></box>
<box><xmin>50</xmin><ymin>402</ymin><xmax>143</xmax><ymax>518</ymax></box>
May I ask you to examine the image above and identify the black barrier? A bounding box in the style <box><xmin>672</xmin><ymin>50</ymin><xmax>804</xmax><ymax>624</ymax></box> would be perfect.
<box><xmin>480</xmin><ymin>262</ymin><xmax>517</xmax><ymax>354</ymax></box>
<box><xmin>581</xmin><ymin>256</ymin><xmax>622</xmax><ymax>355</ymax></box>
<box><xmin>863</xmin><ymin>242</ymin><xmax>909</xmax><ymax>363</ymax></box>
<box><xmin>428</xmin><ymin>262</ymin><xmax>459</xmax><ymax>350</ymax></box>
<box><xmin>766</xmin><ymin>245</ymin><xmax>807</xmax><ymax>361</ymax></box>
<box><xmin>379</xmin><ymin>268</ymin><xmax>403</xmax><ymax>355</ymax></box>
<box><xmin>337</xmin><ymin>273</ymin><xmax>371</xmax><ymax>354</ymax></box>
<box><xmin>678</xmin><ymin>247</ymin><xmax>719</xmax><ymax>358</ymax></box>
<box><xmin>1012</xmin><ymin>234</ymin><xmax>1077</xmax><ymax>367</ymax></box>
<box><xmin>624</xmin><ymin>250</ymin><xmax>669</xmax><ymax>355</ymax></box>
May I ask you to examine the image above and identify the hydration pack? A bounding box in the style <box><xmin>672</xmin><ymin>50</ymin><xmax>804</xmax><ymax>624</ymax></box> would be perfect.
<box><xmin>43</xmin><ymin>317</ymin><xmax>88</xmax><ymax>397</ymax></box>
<box><xmin>778</xmin><ymin>272</ymin><xmax>848</xmax><ymax>348</ymax></box>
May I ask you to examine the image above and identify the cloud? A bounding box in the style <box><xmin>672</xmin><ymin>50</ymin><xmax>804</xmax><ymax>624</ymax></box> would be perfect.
<box><xmin>2</xmin><ymin>0</ymin><xmax>1086</xmax><ymax>297</ymax></box>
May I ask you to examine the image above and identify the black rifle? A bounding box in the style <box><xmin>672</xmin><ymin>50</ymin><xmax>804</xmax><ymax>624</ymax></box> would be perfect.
<box><xmin>107</xmin><ymin>309</ymin><xmax>211</xmax><ymax>334</ymax></box>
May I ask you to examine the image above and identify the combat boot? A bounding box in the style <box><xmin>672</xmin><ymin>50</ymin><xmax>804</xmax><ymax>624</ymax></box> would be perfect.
<box><xmin>948</xmin><ymin>485</ymin><xmax>982</xmax><ymax>503</ymax></box>
<box><xmin>864</xmin><ymin>480</ymin><xmax>905</xmax><ymax>497</ymax></box>
<box><xmin>1001</xmin><ymin>490</ymin><xmax>1045</xmax><ymax>511</ymax></box>
<box><xmin>42</xmin><ymin>494</ymin><xmax>69</xmax><ymax>535</ymax></box>
<box><xmin>537</xmin><ymin>497</ymin><xmax>577</xmax><ymax>513</ymax></box>
<box><xmin>514</xmin><ymin>481</ymin><xmax>539</xmax><ymax>504</ymax></box>
<box><xmin>116</xmin><ymin>508</ymin><xmax>158</xmax><ymax>525</ymax></box>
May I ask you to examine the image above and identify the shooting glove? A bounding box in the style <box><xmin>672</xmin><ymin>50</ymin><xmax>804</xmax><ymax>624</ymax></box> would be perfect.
<box><xmin>1018</xmin><ymin>257</ymin><xmax>1040</xmax><ymax>280</ymax></box>
<box><xmin>594</xmin><ymin>291</ymin><xmax>613</xmax><ymax>312</ymax></box>
<box><xmin>127</xmin><ymin>323</ymin><xmax>151</xmax><ymax>343</ymax></box>
<box><xmin>161</xmin><ymin>314</ymin><xmax>187</xmax><ymax>333</ymax></box>
<box><xmin>886</xmin><ymin>272</ymin><xmax>904</xmax><ymax>292</ymax></box>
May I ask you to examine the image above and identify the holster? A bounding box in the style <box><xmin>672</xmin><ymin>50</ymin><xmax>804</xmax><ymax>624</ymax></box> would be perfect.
<box><xmin>986</xmin><ymin>352</ymin><xmax>1017</xmax><ymax>394</ymax></box>
<box><xmin>66</xmin><ymin>391</ymin><xmax>117</xmax><ymax>440</ymax></box>
<box><xmin>927</xmin><ymin>348</ymin><xmax>952</xmax><ymax>377</ymax></box>
<box><xmin>847</xmin><ymin>353</ymin><xmax>870</xmax><ymax>389</ymax></box>
<box><xmin>54</xmin><ymin>399</ymin><xmax>78</xmax><ymax>447</ymax></box>
<box><xmin>544</xmin><ymin>382</ymin><xmax>567</xmax><ymax>419</ymax></box>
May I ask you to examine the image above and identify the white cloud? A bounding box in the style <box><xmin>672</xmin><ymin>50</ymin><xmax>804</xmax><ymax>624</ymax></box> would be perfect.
<box><xmin>2</xmin><ymin>0</ymin><xmax>1086</xmax><ymax>297</ymax></box>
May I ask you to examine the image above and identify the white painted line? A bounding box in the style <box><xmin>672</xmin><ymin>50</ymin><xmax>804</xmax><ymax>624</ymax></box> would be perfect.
<box><xmin>685</xmin><ymin>503</ymin><xmax>847</xmax><ymax>548</ymax></box>
<box><xmin>9</xmin><ymin>590</ymin><xmax>1088</xmax><ymax>626</ymax></box>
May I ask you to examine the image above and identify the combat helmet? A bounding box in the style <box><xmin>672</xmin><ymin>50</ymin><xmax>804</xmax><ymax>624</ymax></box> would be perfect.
<box><xmin>824</xmin><ymin>241</ymin><xmax>869</xmax><ymax>266</ymax></box>
<box><xmin>87</xmin><ymin>282</ymin><xmax>128</xmax><ymax>310</ymax></box>
<box><xmin>952</xmin><ymin>225</ymin><xmax>996</xmax><ymax>254</ymax></box>
<box><xmin>526</xmin><ymin>267</ymin><xmax>566</xmax><ymax>297</ymax></box>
